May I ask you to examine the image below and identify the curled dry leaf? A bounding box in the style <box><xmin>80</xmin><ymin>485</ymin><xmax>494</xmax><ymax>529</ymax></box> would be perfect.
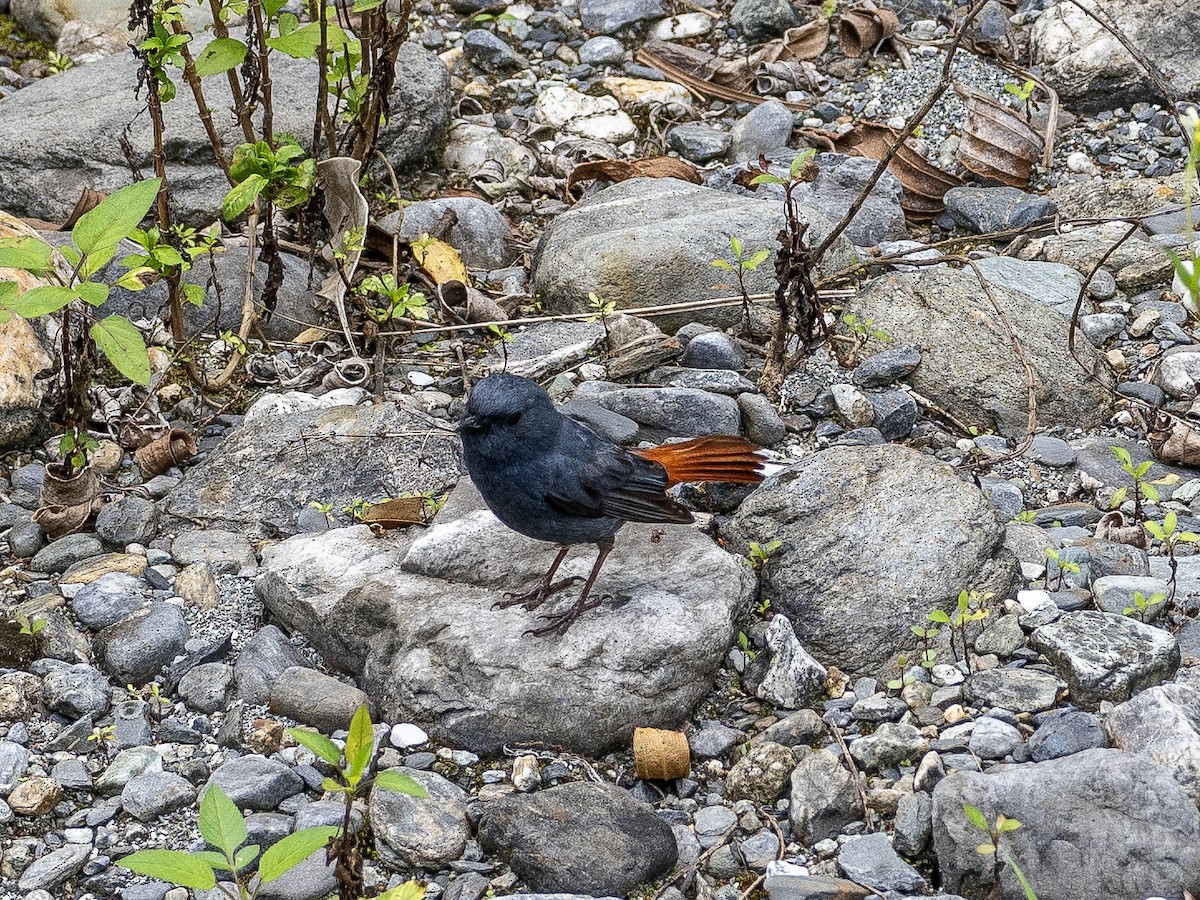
<box><xmin>134</xmin><ymin>427</ymin><xmax>198</xmax><ymax>476</ymax></box>
<box><xmin>565</xmin><ymin>157</ymin><xmax>702</xmax><ymax>202</ymax></box>
<box><xmin>360</xmin><ymin>497</ymin><xmax>431</xmax><ymax>529</ymax></box>
<box><xmin>954</xmin><ymin>86</ymin><xmax>1043</xmax><ymax>188</ymax></box>
<box><xmin>412</xmin><ymin>235</ymin><xmax>468</xmax><ymax>286</ymax></box>
<box><xmin>833</xmin><ymin>122</ymin><xmax>963</xmax><ymax>220</ymax></box>
<box><xmin>837</xmin><ymin>2</ymin><xmax>899</xmax><ymax>59</ymax></box>
<box><xmin>1094</xmin><ymin>510</ymin><xmax>1148</xmax><ymax>550</ymax></box>
<box><xmin>1149</xmin><ymin>412</ymin><xmax>1200</xmax><ymax>467</ymax></box>
<box><xmin>316</xmin><ymin>157</ymin><xmax>369</xmax><ymax>349</ymax></box>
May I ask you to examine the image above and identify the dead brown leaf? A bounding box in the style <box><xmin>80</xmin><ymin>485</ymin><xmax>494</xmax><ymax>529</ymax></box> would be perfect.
<box><xmin>565</xmin><ymin>157</ymin><xmax>702</xmax><ymax>202</ymax></box>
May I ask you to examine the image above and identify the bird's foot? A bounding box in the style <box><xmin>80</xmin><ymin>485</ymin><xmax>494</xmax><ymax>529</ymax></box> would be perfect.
<box><xmin>494</xmin><ymin>576</ymin><xmax>583</xmax><ymax>611</ymax></box>
<box><xmin>525</xmin><ymin>594</ymin><xmax>609</xmax><ymax>637</ymax></box>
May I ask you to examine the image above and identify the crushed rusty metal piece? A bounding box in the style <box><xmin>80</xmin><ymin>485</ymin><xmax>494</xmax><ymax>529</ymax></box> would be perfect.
<box><xmin>833</xmin><ymin>122</ymin><xmax>963</xmax><ymax>220</ymax></box>
<box><xmin>955</xmin><ymin>86</ymin><xmax>1043</xmax><ymax>188</ymax></box>
<box><xmin>134</xmin><ymin>428</ymin><xmax>198</xmax><ymax>476</ymax></box>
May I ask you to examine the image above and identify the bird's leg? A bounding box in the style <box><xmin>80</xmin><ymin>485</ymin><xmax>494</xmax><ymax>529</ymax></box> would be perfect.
<box><xmin>528</xmin><ymin>538</ymin><xmax>615</xmax><ymax>637</ymax></box>
<box><xmin>494</xmin><ymin>545</ymin><xmax>582</xmax><ymax>611</ymax></box>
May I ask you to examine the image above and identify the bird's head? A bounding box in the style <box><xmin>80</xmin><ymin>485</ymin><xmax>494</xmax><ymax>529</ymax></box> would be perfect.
<box><xmin>457</xmin><ymin>374</ymin><xmax>557</xmax><ymax>457</ymax></box>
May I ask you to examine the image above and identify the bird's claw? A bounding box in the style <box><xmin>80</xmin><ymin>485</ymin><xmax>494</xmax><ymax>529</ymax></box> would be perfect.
<box><xmin>494</xmin><ymin>576</ymin><xmax>583</xmax><ymax>611</ymax></box>
<box><xmin>524</xmin><ymin>594</ymin><xmax>609</xmax><ymax>637</ymax></box>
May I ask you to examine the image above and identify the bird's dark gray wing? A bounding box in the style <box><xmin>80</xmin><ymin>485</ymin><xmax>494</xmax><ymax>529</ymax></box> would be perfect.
<box><xmin>542</xmin><ymin>419</ymin><xmax>694</xmax><ymax>524</ymax></box>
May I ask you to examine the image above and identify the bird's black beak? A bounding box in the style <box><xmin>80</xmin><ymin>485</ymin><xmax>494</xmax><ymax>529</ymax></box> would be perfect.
<box><xmin>456</xmin><ymin>415</ymin><xmax>481</xmax><ymax>434</ymax></box>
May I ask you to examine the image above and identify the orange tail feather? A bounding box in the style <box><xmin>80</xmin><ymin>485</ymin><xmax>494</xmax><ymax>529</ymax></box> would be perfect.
<box><xmin>635</xmin><ymin>436</ymin><xmax>766</xmax><ymax>487</ymax></box>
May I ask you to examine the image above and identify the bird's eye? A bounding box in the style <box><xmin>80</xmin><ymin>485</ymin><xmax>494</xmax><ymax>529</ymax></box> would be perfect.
<box><xmin>502</xmin><ymin>411</ymin><xmax>522</xmax><ymax>426</ymax></box>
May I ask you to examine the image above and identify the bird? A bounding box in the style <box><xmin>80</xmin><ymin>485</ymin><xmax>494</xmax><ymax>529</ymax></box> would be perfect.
<box><xmin>457</xmin><ymin>373</ymin><xmax>767</xmax><ymax>636</ymax></box>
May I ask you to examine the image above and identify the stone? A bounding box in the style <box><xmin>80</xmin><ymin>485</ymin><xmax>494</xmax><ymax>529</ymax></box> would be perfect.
<box><xmin>968</xmin><ymin>716</ymin><xmax>1023</xmax><ymax>760</ymax></box>
<box><xmin>1031</xmin><ymin>610</ymin><xmax>1179</xmax><ymax>707</ymax></box>
<box><xmin>173</xmin><ymin>563</ymin><xmax>220</xmax><ymax>611</ymax></box>
<box><xmin>893</xmin><ymin>790</ymin><xmax>933</xmax><ymax>856</ymax></box>
<box><xmin>736</xmin><ymin>393</ymin><xmax>788</xmax><ymax>447</ymax></box>
<box><xmin>266</xmin><ymin>478</ymin><xmax>755</xmax><ymax>755</ymax></box>
<box><xmin>755</xmin><ymin>614</ymin><xmax>826</xmax><ymax>709</ymax></box>
<box><xmin>729</xmin><ymin>0</ymin><xmax>800</xmax><ymax>40</ymax></box>
<box><xmin>1029</xmin><ymin>0</ymin><xmax>1200</xmax><ymax>111</ymax></box>
<box><xmin>96</xmin><ymin>746</ymin><xmax>162</xmax><ymax>794</ymax></box>
<box><xmin>943</xmin><ymin>186</ymin><xmax>1057</xmax><ymax>235</ymax></box>
<box><xmin>8</xmin><ymin>521</ymin><xmax>44</xmax><ymax>558</ymax></box>
<box><xmin>204</xmin><ymin>755</ymin><xmax>303</xmax><ymax>811</ymax></box>
<box><xmin>112</xmin><ymin>699</ymin><xmax>153</xmax><ymax>749</ymax></box>
<box><xmin>964</xmin><ymin>668</ymin><xmax>1063</xmax><ymax>714</ymax></box>
<box><xmin>680</xmin><ymin>332</ymin><xmax>745</xmax><ymax>370</ymax></box>
<box><xmin>571</xmin><ymin>383</ymin><xmax>741</xmax><ymax>439</ymax></box>
<box><xmin>461</xmin><ymin>28</ymin><xmax>526</xmax><ymax>71</ymax></box>
<box><xmin>270</xmin><ymin>666</ymin><xmax>368</xmax><ymax>733</ymax></box>
<box><xmin>789</xmin><ymin>749</ymin><xmax>860</xmax><ymax>844</ymax></box>
<box><xmin>725</xmin><ymin>444</ymin><xmax>1019</xmax><ymax>673</ymax></box>
<box><xmin>849</xmin><ymin>723</ymin><xmax>930</xmax><ymax>771</ymax></box>
<box><xmin>579</xmin><ymin>35</ymin><xmax>625</xmax><ymax>66</ymax></box>
<box><xmin>871</xmin><ymin>389</ymin><xmax>919</xmax><ymax>440</ymax></box>
<box><xmin>532</xmin><ymin>178</ymin><xmax>854</xmax><ymax>332</ymax></box>
<box><xmin>30</xmin><ymin>533</ymin><xmax>104</xmax><ymax>574</ymax></box>
<box><xmin>689</xmin><ymin>720</ymin><xmax>743</xmax><ymax>758</ymax></box>
<box><xmin>177</xmin><ymin>662</ymin><xmax>234</xmax><ymax>714</ymax></box>
<box><xmin>171</xmin><ymin>530</ymin><xmax>257</xmax><ymax>576</ymax></box>
<box><xmin>0</xmin><ymin>740</ymin><xmax>31</xmax><ymax>792</ymax></box>
<box><xmin>69</xmin><ymin>572</ymin><xmax>149</xmax><ymax>630</ymax></box>
<box><xmin>477</xmin><ymin>781</ymin><xmax>677</xmax><ymax>894</ymax></box>
<box><xmin>8</xmin><ymin>777</ymin><xmax>61</xmax><ymax>816</ymax></box>
<box><xmin>1106</xmin><ymin>683</ymin><xmax>1200</xmax><ymax>805</ymax></box>
<box><xmin>16</xmin><ymin>844</ymin><xmax>91</xmax><ymax>892</ymax></box>
<box><xmin>168</xmin><ymin>402</ymin><xmax>460</xmax><ymax>536</ymax></box>
<box><xmin>234</xmin><ymin>625</ymin><xmax>309</xmax><ymax>704</ymax></box>
<box><xmin>95</xmin><ymin>602</ymin><xmax>189</xmax><ymax>685</ymax></box>
<box><xmin>849</xmin><ymin>269</ymin><xmax>1111</xmax><ymax>437</ymax></box>
<box><xmin>761</xmin><ymin>709</ymin><xmax>825</xmax><ymax>748</ymax></box>
<box><xmin>382</xmin><ymin>196</ymin><xmax>514</xmax><ymax>270</ymax></box>
<box><xmin>534</xmin><ymin>84</ymin><xmax>635</xmax><ymax>143</ymax></box>
<box><xmin>728</xmin><ymin>100</ymin><xmax>795</xmax><ymax>163</ymax></box>
<box><xmin>43</xmin><ymin>664</ymin><xmax>112</xmax><ymax>718</ymax></box>
<box><xmin>932</xmin><ymin>749</ymin><xmax>1200</xmax><ymax>900</ymax></box>
<box><xmin>0</xmin><ymin>40</ymin><xmax>450</xmax><ymax>226</ymax></box>
<box><xmin>852</xmin><ymin>346</ymin><xmax>922</xmax><ymax>388</ymax></box>
<box><xmin>0</xmin><ymin>283</ymin><xmax>56</xmax><ymax>452</ymax></box>
<box><xmin>122</xmin><ymin>770</ymin><xmax>197</xmax><ymax>821</ymax></box>
<box><xmin>371</xmin><ymin>768</ymin><xmax>469</xmax><ymax>869</ymax></box>
<box><xmin>667</xmin><ymin>123</ymin><xmax>731</xmax><ymax>164</ymax></box>
<box><xmin>579</xmin><ymin>0</ymin><xmax>666</xmax><ymax>32</ymax></box>
<box><xmin>1028</xmin><ymin>708</ymin><xmax>1106</xmax><ymax>762</ymax></box>
<box><xmin>725</xmin><ymin>742</ymin><xmax>796</xmax><ymax>805</ymax></box>
<box><xmin>974</xmin><ymin>614</ymin><xmax>1026</xmax><ymax>657</ymax></box>
<box><xmin>1092</xmin><ymin>575</ymin><xmax>1170</xmax><ymax>621</ymax></box>
<box><xmin>837</xmin><ymin>832</ymin><xmax>924</xmax><ymax>892</ymax></box>
<box><xmin>95</xmin><ymin>496</ymin><xmax>159</xmax><ymax>547</ymax></box>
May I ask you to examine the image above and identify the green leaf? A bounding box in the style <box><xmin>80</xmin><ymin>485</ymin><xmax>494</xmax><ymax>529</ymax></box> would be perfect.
<box><xmin>92</xmin><ymin>315</ymin><xmax>150</xmax><ymax>385</ymax></box>
<box><xmin>962</xmin><ymin>803</ymin><xmax>989</xmax><ymax>832</ymax></box>
<box><xmin>257</xmin><ymin>826</ymin><xmax>339</xmax><ymax>883</ymax></box>
<box><xmin>729</xmin><ymin>234</ymin><xmax>743</xmax><ymax>257</ymax></box>
<box><xmin>975</xmin><ymin>842</ymin><xmax>996</xmax><ymax>855</ymax></box>
<box><xmin>746</xmin><ymin>249</ymin><xmax>771</xmax><ymax>269</ymax></box>
<box><xmin>116</xmin><ymin>266</ymin><xmax>156</xmax><ymax>291</ymax></box>
<box><xmin>183</xmin><ymin>283</ymin><xmax>206</xmax><ymax>306</ymax></box>
<box><xmin>288</xmin><ymin>727</ymin><xmax>343</xmax><ymax>766</ymax></box>
<box><xmin>194</xmin><ymin>37</ymin><xmax>247</xmax><ymax>76</ymax></box>
<box><xmin>1111</xmin><ymin>446</ymin><xmax>1132</xmax><ymax>467</ymax></box>
<box><xmin>118</xmin><ymin>850</ymin><xmax>217</xmax><ymax>889</ymax></box>
<box><xmin>711</xmin><ymin>258</ymin><xmax>732</xmax><ymax>270</ymax></box>
<box><xmin>749</xmin><ymin>173</ymin><xmax>786</xmax><ymax>186</ymax></box>
<box><xmin>997</xmin><ymin>816</ymin><xmax>1022</xmax><ymax>833</ymax></box>
<box><xmin>345</xmin><ymin>704</ymin><xmax>374</xmax><ymax>781</ymax></box>
<box><xmin>1110</xmin><ymin>487</ymin><xmax>1128</xmax><ymax>508</ymax></box>
<box><xmin>199</xmin><ymin>784</ymin><xmax>248</xmax><ymax>858</ymax></box>
<box><xmin>0</xmin><ymin>236</ymin><xmax>55</xmax><ymax>272</ymax></box>
<box><xmin>234</xmin><ymin>843</ymin><xmax>260</xmax><ymax>870</ymax></box>
<box><xmin>266</xmin><ymin>21</ymin><xmax>347</xmax><ymax>58</ymax></box>
<box><xmin>1165</xmin><ymin>510</ymin><xmax>1178</xmax><ymax>532</ymax></box>
<box><xmin>76</xmin><ymin>281</ymin><xmax>109</xmax><ymax>307</ymax></box>
<box><xmin>73</xmin><ymin>179</ymin><xmax>161</xmax><ymax>256</ymax></box>
<box><xmin>929</xmin><ymin>610</ymin><xmax>951</xmax><ymax>624</ymax></box>
<box><xmin>374</xmin><ymin>770</ymin><xmax>429</xmax><ymax>798</ymax></box>
<box><xmin>376</xmin><ymin>881</ymin><xmax>426</xmax><ymax>900</ymax></box>
<box><xmin>222</xmin><ymin>174</ymin><xmax>268</xmax><ymax>221</ymax></box>
<box><xmin>1</xmin><ymin>284</ymin><xmax>76</xmax><ymax>317</ymax></box>
<box><xmin>322</xmin><ymin>776</ymin><xmax>344</xmax><ymax>793</ymax></box>
<box><xmin>352</xmin><ymin>0</ymin><xmax>385</xmax><ymax>10</ymax></box>
<box><xmin>1135</xmin><ymin>461</ymin><xmax>1154</xmax><ymax>479</ymax></box>
<box><xmin>191</xmin><ymin>850</ymin><xmax>232</xmax><ymax>871</ymax></box>
<box><xmin>263</xmin><ymin>0</ymin><xmax>288</xmax><ymax>14</ymax></box>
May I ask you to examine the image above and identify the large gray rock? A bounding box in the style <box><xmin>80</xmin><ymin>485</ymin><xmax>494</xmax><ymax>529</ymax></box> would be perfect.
<box><xmin>1106</xmin><ymin>682</ymin><xmax>1200</xmax><ymax>806</ymax></box>
<box><xmin>167</xmin><ymin>400</ymin><xmax>459</xmax><ymax>537</ymax></box>
<box><xmin>94</xmin><ymin>603</ymin><xmax>189</xmax><ymax>686</ymax></box>
<box><xmin>849</xmin><ymin>269</ymin><xmax>1111</xmax><ymax>438</ymax></box>
<box><xmin>11</xmin><ymin>0</ymin><xmax>126</xmax><ymax>42</ymax></box>
<box><xmin>788</xmin><ymin>748</ymin><xmax>860</xmax><ymax>844</ymax></box>
<box><xmin>0</xmin><ymin>40</ymin><xmax>449</xmax><ymax>226</ymax></box>
<box><xmin>1030</xmin><ymin>0</ymin><xmax>1200</xmax><ymax>111</ymax></box>
<box><xmin>724</xmin><ymin>444</ymin><xmax>1020</xmax><ymax>674</ymax></box>
<box><xmin>1031</xmin><ymin>610</ymin><xmax>1179</xmax><ymax>707</ymax></box>
<box><xmin>932</xmin><ymin>749</ymin><xmax>1200</xmax><ymax>900</ymax></box>
<box><xmin>476</xmin><ymin>782</ymin><xmax>677</xmax><ymax>895</ymax></box>
<box><xmin>531</xmin><ymin>177</ymin><xmax>856</xmax><ymax>331</ymax></box>
<box><xmin>0</xmin><ymin>280</ymin><xmax>56</xmax><ymax>452</ymax></box>
<box><xmin>257</xmin><ymin>478</ymin><xmax>755</xmax><ymax>755</ymax></box>
<box><xmin>370</xmin><ymin>768</ymin><xmax>469</xmax><ymax>870</ymax></box>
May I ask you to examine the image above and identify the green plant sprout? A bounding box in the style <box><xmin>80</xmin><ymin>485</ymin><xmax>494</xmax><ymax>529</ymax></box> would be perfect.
<box><xmin>963</xmin><ymin>804</ymin><xmax>1038</xmax><ymax>900</ymax></box>
<box><xmin>737</xmin><ymin>630</ymin><xmax>758</xmax><ymax>662</ymax></box>
<box><xmin>930</xmin><ymin>589</ymin><xmax>992</xmax><ymax>674</ymax></box>
<box><xmin>887</xmin><ymin>653</ymin><xmax>915</xmax><ymax>692</ymax></box>
<box><xmin>359</xmin><ymin>274</ymin><xmax>429</xmax><ymax>324</ymax></box>
<box><xmin>1123</xmin><ymin>590</ymin><xmax>1166</xmax><ymax>623</ymax></box>
<box><xmin>712</xmin><ymin>234</ymin><xmax>770</xmax><ymax>328</ymax></box>
<box><xmin>1144</xmin><ymin>510</ymin><xmax>1200</xmax><ymax>605</ymax></box>
<box><xmin>1042</xmin><ymin>547</ymin><xmax>1080</xmax><ymax>591</ymax></box>
<box><xmin>222</xmin><ymin>138</ymin><xmax>317</xmax><ymax>222</ymax></box>
<box><xmin>121</xmin><ymin>705</ymin><xmax>427</xmax><ymax>900</ymax></box>
<box><xmin>17</xmin><ymin>614</ymin><xmax>47</xmax><ymax>636</ymax></box>
<box><xmin>1109</xmin><ymin>446</ymin><xmax>1173</xmax><ymax>523</ymax></box>
<box><xmin>587</xmin><ymin>291</ymin><xmax>617</xmax><ymax>350</ymax></box>
<box><xmin>747</xmin><ymin>539</ymin><xmax>782</xmax><ymax>572</ymax></box>
<box><xmin>911</xmin><ymin>621</ymin><xmax>939</xmax><ymax>670</ymax></box>
<box><xmin>840</xmin><ymin>312</ymin><xmax>890</xmax><ymax>343</ymax></box>
<box><xmin>1010</xmin><ymin>510</ymin><xmax>1037</xmax><ymax>524</ymax></box>
<box><xmin>342</xmin><ymin>497</ymin><xmax>375</xmax><ymax>521</ymax></box>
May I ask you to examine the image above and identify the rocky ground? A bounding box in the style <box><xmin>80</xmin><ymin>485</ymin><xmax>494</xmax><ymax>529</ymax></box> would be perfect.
<box><xmin>3</xmin><ymin>0</ymin><xmax>1200</xmax><ymax>899</ymax></box>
